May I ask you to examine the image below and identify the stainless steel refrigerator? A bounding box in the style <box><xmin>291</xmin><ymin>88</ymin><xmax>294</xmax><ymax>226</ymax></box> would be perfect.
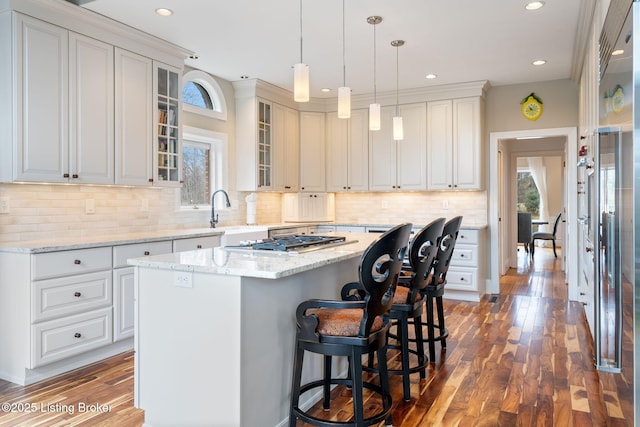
<box><xmin>593</xmin><ymin>0</ymin><xmax>636</xmax><ymax>403</ymax></box>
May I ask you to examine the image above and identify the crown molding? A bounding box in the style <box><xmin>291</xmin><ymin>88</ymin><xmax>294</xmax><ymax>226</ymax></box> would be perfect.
<box><xmin>2</xmin><ymin>0</ymin><xmax>193</xmax><ymax>67</ymax></box>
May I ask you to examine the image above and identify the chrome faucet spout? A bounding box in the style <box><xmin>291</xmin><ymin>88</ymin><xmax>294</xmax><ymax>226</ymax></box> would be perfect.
<box><xmin>210</xmin><ymin>189</ymin><xmax>231</xmax><ymax>228</ymax></box>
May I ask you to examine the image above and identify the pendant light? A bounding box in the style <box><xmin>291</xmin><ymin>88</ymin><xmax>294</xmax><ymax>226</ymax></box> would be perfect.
<box><xmin>294</xmin><ymin>0</ymin><xmax>309</xmax><ymax>102</ymax></box>
<box><xmin>391</xmin><ymin>40</ymin><xmax>404</xmax><ymax>141</ymax></box>
<box><xmin>367</xmin><ymin>16</ymin><xmax>382</xmax><ymax>131</ymax></box>
<box><xmin>337</xmin><ymin>0</ymin><xmax>351</xmax><ymax>118</ymax></box>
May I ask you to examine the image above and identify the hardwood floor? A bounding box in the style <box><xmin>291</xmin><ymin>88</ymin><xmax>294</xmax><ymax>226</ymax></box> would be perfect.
<box><xmin>0</xmin><ymin>247</ymin><xmax>633</xmax><ymax>426</ymax></box>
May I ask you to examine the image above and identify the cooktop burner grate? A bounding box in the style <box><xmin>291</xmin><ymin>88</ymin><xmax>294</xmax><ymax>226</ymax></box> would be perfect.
<box><xmin>250</xmin><ymin>235</ymin><xmax>347</xmax><ymax>251</ymax></box>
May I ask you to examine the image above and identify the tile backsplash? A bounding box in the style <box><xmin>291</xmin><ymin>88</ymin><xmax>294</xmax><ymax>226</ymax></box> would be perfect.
<box><xmin>0</xmin><ymin>183</ymin><xmax>486</xmax><ymax>242</ymax></box>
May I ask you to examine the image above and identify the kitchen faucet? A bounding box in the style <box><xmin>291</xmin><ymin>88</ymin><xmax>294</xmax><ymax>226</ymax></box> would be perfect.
<box><xmin>210</xmin><ymin>189</ymin><xmax>231</xmax><ymax>228</ymax></box>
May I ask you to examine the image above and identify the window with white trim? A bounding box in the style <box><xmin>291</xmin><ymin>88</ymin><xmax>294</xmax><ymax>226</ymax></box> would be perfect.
<box><xmin>182</xmin><ymin>70</ymin><xmax>227</xmax><ymax>120</ymax></box>
<box><xmin>181</xmin><ymin>127</ymin><xmax>227</xmax><ymax>208</ymax></box>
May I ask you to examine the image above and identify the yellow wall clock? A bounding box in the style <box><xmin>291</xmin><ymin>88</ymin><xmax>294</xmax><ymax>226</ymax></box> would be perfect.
<box><xmin>520</xmin><ymin>93</ymin><xmax>543</xmax><ymax>121</ymax></box>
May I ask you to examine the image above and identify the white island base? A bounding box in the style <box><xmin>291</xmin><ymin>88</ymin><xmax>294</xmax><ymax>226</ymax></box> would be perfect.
<box><xmin>134</xmin><ymin>245</ymin><xmax>366</xmax><ymax>427</ymax></box>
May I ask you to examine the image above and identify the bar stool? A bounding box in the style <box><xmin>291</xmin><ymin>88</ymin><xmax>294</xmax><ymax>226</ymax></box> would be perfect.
<box><xmin>418</xmin><ymin>216</ymin><xmax>463</xmax><ymax>363</ymax></box>
<box><xmin>289</xmin><ymin>223</ymin><xmax>412</xmax><ymax>427</ymax></box>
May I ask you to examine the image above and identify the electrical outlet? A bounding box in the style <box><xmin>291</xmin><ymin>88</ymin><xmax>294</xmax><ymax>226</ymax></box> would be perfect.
<box><xmin>442</xmin><ymin>199</ymin><xmax>449</xmax><ymax>210</ymax></box>
<box><xmin>174</xmin><ymin>271</ymin><xmax>193</xmax><ymax>288</ymax></box>
<box><xmin>381</xmin><ymin>200</ymin><xmax>388</xmax><ymax>209</ymax></box>
<box><xmin>141</xmin><ymin>199</ymin><xmax>149</xmax><ymax>212</ymax></box>
<box><xmin>85</xmin><ymin>199</ymin><xmax>95</xmax><ymax>214</ymax></box>
<box><xmin>0</xmin><ymin>197</ymin><xmax>9</xmax><ymax>214</ymax></box>
<box><xmin>231</xmin><ymin>199</ymin><xmax>239</xmax><ymax>210</ymax></box>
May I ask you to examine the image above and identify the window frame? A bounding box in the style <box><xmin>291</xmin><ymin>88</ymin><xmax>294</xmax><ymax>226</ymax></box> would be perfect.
<box><xmin>182</xmin><ymin>70</ymin><xmax>228</xmax><ymax>121</ymax></box>
<box><xmin>180</xmin><ymin>126</ymin><xmax>228</xmax><ymax>210</ymax></box>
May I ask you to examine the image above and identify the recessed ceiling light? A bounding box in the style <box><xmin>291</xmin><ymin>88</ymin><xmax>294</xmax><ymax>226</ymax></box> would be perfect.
<box><xmin>155</xmin><ymin>8</ymin><xmax>173</xmax><ymax>16</ymax></box>
<box><xmin>532</xmin><ymin>59</ymin><xmax>547</xmax><ymax>66</ymax></box>
<box><xmin>321</xmin><ymin>88</ymin><xmax>332</xmax><ymax>93</ymax></box>
<box><xmin>612</xmin><ymin>49</ymin><xmax>624</xmax><ymax>56</ymax></box>
<box><xmin>425</xmin><ymin>74</ymin><xmax>437</xmax><ymax>80</ymax></box>
<box><xmin>525</xmin><ymin>1</ymin><xmax>545</xmax><ymax>11</ymax></box>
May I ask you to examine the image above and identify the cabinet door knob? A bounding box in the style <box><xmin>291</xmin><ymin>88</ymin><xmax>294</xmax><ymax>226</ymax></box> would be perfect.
<box><xmin>144</xmin><ymin>251</ymin><xmax>150</xmax><ymax>256</ymax></box>
<box><xmin>74</xmin><ymin>259</ymin><xmax>81</xmax><ymax>265</ymax></box>
<box><xmin>448</xmin><ymin>184</ymin><xmax>452</xmax><ymax>188</ymax></box>
<box><xmin>197</xmin><ymin>245</ymin><xmax>202</xmax><ymax>248</ymax></box>
<box><xmin>460</xmin><ymin>254</ymin><xmax>465</xmax><ymax>258</ymax></box>
<box><xmin>460</xmin><ymin>235</ymin><xmax>465</xmax><ymax>239</ymax></box>
<box><xmin>585</xmin><ymin>247</ymin><xmax>593</xmax><ymax>252</ymax></box>
<box><xmin>63</xmin><ymin>173</ymin><xmax>70</xmax><ymax>178</ymax></box>
<box><xmin>74</xmin><ymin>333</ymin><xmax>82</xmax><ymax>338</ymax></box>
<box><xmin>72</xmin><ymin>174</ymin><xmax>79</xmax><ymax>179</ymax></box>
<box><xmin>74</xmin><ymin>292</ymin><xmax>81</xmax><ymax>297</ymax></box>
<box><xmin>148</xmin><ymin>178</ymin><xmax>154</xmax><ymax>183</ymax></box>
<box><xmin>460</xmin><ymin>277</ymin><xmax>465</xmax><ymax>281</ymax></box>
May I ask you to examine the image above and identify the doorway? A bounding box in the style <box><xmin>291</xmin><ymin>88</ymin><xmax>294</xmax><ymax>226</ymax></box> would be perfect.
<box><xmin>488</xmin><ymin>127</ymin><xmax>578</xmax><ymax>298</ymax></box>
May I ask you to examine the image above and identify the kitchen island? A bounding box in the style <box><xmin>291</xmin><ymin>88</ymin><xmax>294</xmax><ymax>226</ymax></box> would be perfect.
<box><xmin>129</xmin><ymin>232</ymin><xmax>379</xmax><ymax>427</ymax></box>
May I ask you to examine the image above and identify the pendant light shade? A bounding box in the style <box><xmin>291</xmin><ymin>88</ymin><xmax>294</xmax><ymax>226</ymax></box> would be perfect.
<box><xmin>391</xmin><ymin>39</ymin><xmax>404</xmax><ymax>141</ymax></box>
<box><xmin>367</xmin><ymin>16</ymin><xmax>382</xmax><ymax>131</ymax></box>
<box><xmin>294</xmin><ymin>0</ymin><xmax>309</xmax><ymax>103</ymax></box>
<box><xmin>338</xmin><ymin>86</ymin><xmax>351</xmax><ymax>118</ymax></box>
<box><xmin>393</xmin><ymin>116</ymin><xmax>404</xmax><ymax>140</ymax></box>
<box><xmin>337</xmin><ymin>0</ymin><xmax>350</xmax><ymax>118</ymax></box>
<box><xmin>294</xmin><ymin>63</ymin><xmax>309</xmax><ymax>102</ymax></box>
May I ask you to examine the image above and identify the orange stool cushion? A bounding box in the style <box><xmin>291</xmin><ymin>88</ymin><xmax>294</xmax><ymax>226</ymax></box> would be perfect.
<box><xmin>393</xmin><ymin>286</ymin><xmax>422</xmax><ymax>304</ymax></box>
<box><xmin>307</xmin><ymin>308</ymin><xmax>384</xmax><ymax>337</ymax></box>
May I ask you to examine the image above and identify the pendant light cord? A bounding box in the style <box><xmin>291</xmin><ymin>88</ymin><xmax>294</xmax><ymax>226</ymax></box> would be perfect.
<box><xmin>396</xmin><ymin>44</ymin><xmax>399</xmax><ymax>115</ymax></box>
<box><xmin>373</xmin><ymin>21</ymin><xmax>377</xmax><ymax>103</ymax></box>
<box><xmin>342</xmin><ymin>0</ymin><xmax>346</xmax><ymax>86</ymax></box>
<box><xmin>299</xmin><ymin>0</ymin><xmax>303</xmax><ymax>63</ymax></box>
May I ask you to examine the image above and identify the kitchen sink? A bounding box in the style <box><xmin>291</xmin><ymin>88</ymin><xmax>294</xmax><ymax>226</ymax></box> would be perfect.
<box><xmin>219</xmin><ymin>225</ymin><xmax>269</xmax><ymax>246</ymax></box>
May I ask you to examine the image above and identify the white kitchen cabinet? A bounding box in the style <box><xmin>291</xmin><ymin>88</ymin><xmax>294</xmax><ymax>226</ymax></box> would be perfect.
<box><xmin>281</xmin><ymin>193</ymin><xmax>335</xmax><ymax>222</ymax></box>
<box><xmin>172</xmin><ymin>235</ymin><xmax>222</xmax><ymax>252</ymax></box>
<box><xmin>427</xmin><ymin>97</ymin><xmax>483</xmax><ymax>190</ymax></box>
<box><xmin>444</xmin><ymin>227</ymin><xmax>486</xmax><ymax>302</ymax></box>
<box><xmin>300</xmin><ymin>111</ymin><xmax>326</xmax><ymax>192</ymax></box>
<box><xmin>326</xmin><ymin>109</ymin><xmax>369</xmax><ymax>192</ymax></box>
<box><xmin>0</xmin><ymin>14</ymin><xmax>113</xmax><ymax>184</ymax></box>
<box><xmin>153</xmin><ymin>62</ymin><xmax>182</xmax><ymax>187</ymax></box>
<box><xmin>273</xmin><ymin>103</ymin><xmax>300</xmax><ymax>191</ymax></box>
<box><xmin>115</xmin><ymin>48</ymin><xmax>153</xmax><ymax>186</ymax></box>
<box><xmin>369</xmin><ymin>103</ymin><xmax>427</xmax><ymax>191</ymax></box>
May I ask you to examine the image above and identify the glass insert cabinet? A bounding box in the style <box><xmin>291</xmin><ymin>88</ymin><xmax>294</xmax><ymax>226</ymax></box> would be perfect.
<box><xmin>257</xmin><ymin>101</ymin><xmax>272</xmax><ymax>188</ymax></box>
<box><xmin>154</xmin><ymin>63</ymin><xmax>182</xmax><ymax>186</ymax></box>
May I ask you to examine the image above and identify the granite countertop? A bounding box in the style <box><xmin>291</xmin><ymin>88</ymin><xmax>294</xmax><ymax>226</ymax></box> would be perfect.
<box><xmin>128</xmin><ymin>232</ymin><xmax>378</xmax><ymax>279</ymax></box>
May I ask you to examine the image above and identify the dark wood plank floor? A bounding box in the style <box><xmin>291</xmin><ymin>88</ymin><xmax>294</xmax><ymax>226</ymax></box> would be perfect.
<box><xmin>0</xmin><ymin>246</ymin><xmax>633</xmax><ymax>426</ymax></box>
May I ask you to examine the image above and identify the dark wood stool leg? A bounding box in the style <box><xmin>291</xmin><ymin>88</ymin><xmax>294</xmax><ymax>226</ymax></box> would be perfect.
<box><xmin>350</xmin><ymin>347</ymin><xmax>364</xmax><ymax>426</ymax></box>
<box><xmin>323</xmin><ymin>355</ymin><xmax>332</xmax><ymax>410</ymax></box>
<box><xmin>399</xmin><ymin>314</ymin><xmax>411</xmax><ymax>402</ymax></box>
<box><xmin>436</xmin><ymin>296</ymin><xmax>446</xmax><ymax>349</ymax></box>
<box><xmin>376</xmin><ymin>345</ymin><xmax>393</xmax><ymax>427</ymax></box>
<box><xmin>289</xmin><ymin>341</ymin><xmax>304</xmax><ymax>427</ymax></box>
<box><xmin>413</xmin><ymin>314</ymin><xmax>427</xmax><ymax>378</ymax></box>
<box><xmin>426</xmin><ymin>295</ymin><xmax>436</xmax><ymax>362</ymax></box>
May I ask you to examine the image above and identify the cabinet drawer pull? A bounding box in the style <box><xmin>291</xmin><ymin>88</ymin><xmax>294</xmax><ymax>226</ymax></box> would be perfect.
<box><xmin>74</xmin><ymin>259</ymin><xmax>81</xmax><ymax>265</ymax></box>
<box><xmin>74</xmin><ymin>333</ymin><xmax>82</xmax><ymax>338</ymax></box>
<box><xmin>460</xmin><ymin>254</ymin><xmax>465</xmax><ymax>258</ymax></box>
<box><xmin>74</xmin><ymin>292</ymin><xmax>81</xmax><ymax>297</ymax></box>
<box><xmin>459</xmin><ymin>235</ymin><xmax>465</xmax><ymax>239</ymax></box>
<box><xmin>459</xmin><ymin>277</ymin><xmax>465</xmax><ymax>281</ymax></box>
<box><xmin>144</xmin><ymin>251</ymin><xmax>150</xmax><ymax>256</ymax></box>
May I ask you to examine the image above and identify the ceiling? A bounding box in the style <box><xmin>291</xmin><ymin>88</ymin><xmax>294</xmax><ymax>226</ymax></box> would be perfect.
<box><xmin>79</xmin><ymin>0</ymin><xmax>587</xmax><ymax>99</ymax></box>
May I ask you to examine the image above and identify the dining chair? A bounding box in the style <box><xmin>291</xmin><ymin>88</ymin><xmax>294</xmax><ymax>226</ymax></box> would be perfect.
<box><xmin>289</xmin><ymin>223</ymin><xmax>412</xmax><ymax>427</ymax></box>
<box><xmin>517</xmin><ymin>212</ymin><xmax>533</xmax><ymax>253</ymax></box>
<box><xmin>531</xmin><ymin>212</ymin><xmax>562</xmax><ymax>257</ymax></box>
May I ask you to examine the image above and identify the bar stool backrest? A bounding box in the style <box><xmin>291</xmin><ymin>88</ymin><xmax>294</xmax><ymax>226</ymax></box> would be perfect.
<box><xmin>430</xmin><ymin>216</ymin><xmax>463</xmax><ymax>287</ymax></box>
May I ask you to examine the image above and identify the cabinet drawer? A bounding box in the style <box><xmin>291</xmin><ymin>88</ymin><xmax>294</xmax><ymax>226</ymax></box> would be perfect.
<box><xmin>445</xmin><ymin>267</ymin><xmax>477</xmax><ymax>292</ymax></box>
<box><xmin>33</xmin><ymin>271</ymin><xmax>112</xmax><ymax>322</ymax></box>
<box><xmin>31</xmin><ymin>307</ymin><xmax>113</xmax><ymax>368</ymax></box>
<box><xmin>456</xmin><ymin>229</ymin><xmax>478</xmax><ymax>245</ymax></box>
<box><xmin>172</xmin><ymin>236</ymin><xmax>221</xmax><ymax>252</ymax></box>
<box><xmin>450</xmin><ymin>244</ymin><xmax>478</xmax><ymax>267</ymax></box>
<box><xmin>113</xmin><ymin>240</ymin><xmax>172</xmax><ymax>268</ymax></box>
<box><xmin>32</xmin><ymin>247</ymin><xmax>112</xmax><ymax>280</ymax></box>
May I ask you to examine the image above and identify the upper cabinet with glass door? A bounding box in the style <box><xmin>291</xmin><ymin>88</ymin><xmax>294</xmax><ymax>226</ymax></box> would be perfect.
<box><xmin>154</xmin><ymin>62</ymin><xmax>182</xmax><ymax>187</ymax></box>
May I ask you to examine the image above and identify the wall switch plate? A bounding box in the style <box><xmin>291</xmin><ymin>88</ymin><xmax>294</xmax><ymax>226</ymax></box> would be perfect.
<box><xmin>231</xmin><ymin>199</ymin><xmax>239</xmax><ymax>210</ymax></box>
<box><xmin>381</xmin><ymin>200</ymin><xmax>388</xmax><ymax>209</ymax></box>
<box><xmin>141</xmin><ymin>199</ymin><xmax>149</xmax><ymax>212</ymax></box>
<box><xmin>85</xmin><ymin>199</ymin><xmax>95</xmax><ymax>214</ymax></box>
<box><xmin>442</xmin><ymin>200</ymin><xmax>449</xmax><ymax>210</ymax></box>
<box><xmin>0</xmin><ymin>197</ymin><xmax>9</xmax><ymax>214</ymax></box>
<box><xmin>174</xmin><ymin>271</ymin><xmax>193</xmax><ymax>288</ymax></box>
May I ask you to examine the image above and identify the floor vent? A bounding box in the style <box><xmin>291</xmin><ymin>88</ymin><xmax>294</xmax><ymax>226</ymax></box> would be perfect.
<box><xmin>488</xmin><ymin>295</ymin><xmax>499</xmax><ymax>303</ymax></box>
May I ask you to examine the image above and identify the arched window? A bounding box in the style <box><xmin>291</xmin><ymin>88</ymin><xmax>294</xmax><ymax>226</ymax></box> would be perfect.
<box><xmin>182</xmin><ymin>70</ymin><xmax>227</xmax><ymax>120</ymax></box>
